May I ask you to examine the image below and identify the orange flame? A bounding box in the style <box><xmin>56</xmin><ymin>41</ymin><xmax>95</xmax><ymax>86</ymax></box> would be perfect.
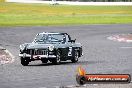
<box><xmin>78</xmin><ymin>66</ymin><xmax>86</xmax><ymax>76</ymax></box>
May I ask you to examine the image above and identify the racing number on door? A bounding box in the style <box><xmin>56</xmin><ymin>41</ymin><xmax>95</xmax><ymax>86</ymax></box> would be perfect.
<box><xmin>68</xmin><ymin>47</ymin><xmax>72</xmax><ymax>56</ymax></box>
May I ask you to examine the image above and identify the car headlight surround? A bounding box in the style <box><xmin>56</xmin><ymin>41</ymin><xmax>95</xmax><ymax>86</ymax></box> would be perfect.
<box><xmin>49</xmin><ymin>45</ymin><xmax>54</xmax><ymax>51</ymax></box>
<box><xmin>20</xmin><ymin>44</ymin><xmax>25</xmax><ymax>51</ymax></box>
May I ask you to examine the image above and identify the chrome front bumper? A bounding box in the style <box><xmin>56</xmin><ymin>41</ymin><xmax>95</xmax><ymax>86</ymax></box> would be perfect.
<box><xmin>19</xmin><ymin>53</ymin><xmax>56</xmax><ymax>58</ymax></box>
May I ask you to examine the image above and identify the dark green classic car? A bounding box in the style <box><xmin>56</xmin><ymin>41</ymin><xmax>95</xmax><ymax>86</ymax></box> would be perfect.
<box><xmin>19</xmin><ymin>32</ymin><xmax>83</xmax><ymax>66</ymax></box>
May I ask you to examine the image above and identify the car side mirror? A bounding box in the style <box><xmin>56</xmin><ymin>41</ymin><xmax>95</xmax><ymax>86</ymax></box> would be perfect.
<box><xmin>69</xmin><ymin>39</ymin><xmax>76</xmax><ymax>43</ymax></box>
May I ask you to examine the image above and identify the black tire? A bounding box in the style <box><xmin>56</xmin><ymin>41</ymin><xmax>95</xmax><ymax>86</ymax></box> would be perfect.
<box><xmin>71</xmin><ymin>50</ymin><xmax>79</xmax><ymax>63</ymax></box>
<box><xmin>41</xmin><ymin>59</ymin><xmax>48</xmax><ymax>63</ymax></box>
<box><xmin>21</xmin><ymin>57</ymin><xmax>29</xmax><ymax>66</ymax></box>
<box><xmin>76</xmin><ymin>75</ymin><xmax>86</xmax><ymax>85</ymax></box>
<box><xmin>52</xmin><ymin>50</ymin><xmax>61</xmax><ymax>65</ymax></box>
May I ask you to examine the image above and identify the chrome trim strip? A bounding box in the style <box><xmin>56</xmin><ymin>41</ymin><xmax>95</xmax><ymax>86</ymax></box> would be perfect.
<box><xmin>19</xmin><ymin>54</ymin><xmax>56</xmax><ymax>58</ymax></box>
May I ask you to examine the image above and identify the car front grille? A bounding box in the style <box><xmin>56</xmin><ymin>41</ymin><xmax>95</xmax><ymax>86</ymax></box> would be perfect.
<box><xmin>27</xmin><ymin>49</ymin><xmax>48</xmax><ymax>55</ymax></box>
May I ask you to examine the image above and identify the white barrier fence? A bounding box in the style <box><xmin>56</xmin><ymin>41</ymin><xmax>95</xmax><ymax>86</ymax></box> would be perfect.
<box><xmin>6</xmin><ymin>0</ymin><xmax>132</xmax><ymax>5</ymax></box>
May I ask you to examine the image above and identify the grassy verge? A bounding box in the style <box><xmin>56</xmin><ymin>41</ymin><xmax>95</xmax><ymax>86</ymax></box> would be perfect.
<box><xmin>0</xmin><ymin>0</ymin><xmax>5</xmax><ymax>2</ymax></box>
<box><xmin>0</xmin><ymin>2</ymin><xmax>132</xmax><ymax>26</ymax></box>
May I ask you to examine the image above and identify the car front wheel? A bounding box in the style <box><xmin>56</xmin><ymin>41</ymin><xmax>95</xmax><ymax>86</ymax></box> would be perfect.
<box><xmin>52</xmin><ymin>51</ymin><xmax>61</xmax><ymax>65</ymax></box>
<box><xmin>21</xmin><ymin>57</ymin><xmax>29</xmax><ymax>66</ymax></box>
<box><xmin>71</xmin><ymin>50</ymin><xmax>79</xmax><ymax>63</ymax></box>
<box><xmin>41</xmin><ymin>59</ymin><xmax>48</xmax><ymax>63</ymax></box>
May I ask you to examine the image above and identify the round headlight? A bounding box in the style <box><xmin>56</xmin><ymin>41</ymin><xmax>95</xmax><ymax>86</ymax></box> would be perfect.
<box><xmin>20</xmin><ymin>44</ymin><xmax>25</xmax><ymax>51</ymax></box>
<box><xmin>49</xmin><ymin>45</ymin><xmax>54</xmax><ymax>51</ymax></box>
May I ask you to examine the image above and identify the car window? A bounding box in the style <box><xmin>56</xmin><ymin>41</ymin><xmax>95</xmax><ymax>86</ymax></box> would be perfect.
<box><xmin>33</xmin><ymin>34</ymin><xmax>66</xmax><ymax>43</ymax></box>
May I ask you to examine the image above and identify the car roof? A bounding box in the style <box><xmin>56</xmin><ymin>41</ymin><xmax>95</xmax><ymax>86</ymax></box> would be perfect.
<box><xmin>38</xmin><ymin>32</ymin><xmax>67</xmax><ymax>35</ymax></box>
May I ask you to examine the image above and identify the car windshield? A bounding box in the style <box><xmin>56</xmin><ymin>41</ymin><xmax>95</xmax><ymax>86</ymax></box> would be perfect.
<box><xmin>33</xmin><ymin>33</ymin><xmax>66</xmax><ymax>44</ymax></box>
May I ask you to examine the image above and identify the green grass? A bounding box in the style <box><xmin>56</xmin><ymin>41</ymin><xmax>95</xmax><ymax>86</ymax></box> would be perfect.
<box><xmin>0</xmin><ymin>0</ymin><xmax>5</xmax><ymax>2</ymax></box>
<box><xmin>0</xmin><ymin>2</ymin><xmax>132</xmax><ymax>26</ymax></box>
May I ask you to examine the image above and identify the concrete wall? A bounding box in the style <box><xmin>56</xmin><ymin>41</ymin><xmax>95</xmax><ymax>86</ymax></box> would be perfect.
<box><xmin>5</xmin><ymin>0</ymin><xmax>132</xmax><ymax>5</ymax></box>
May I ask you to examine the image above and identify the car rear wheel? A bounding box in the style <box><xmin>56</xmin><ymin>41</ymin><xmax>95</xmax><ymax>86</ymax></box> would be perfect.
<box><xmin>52</xmin><ymin>51</ymin><xmax>61</xmax><ymax>65</ymax></box>
<box><xmin>21</xmin><ymin>57</ymin><xmax>29</xmax><ymax>66</ymax></box>
<box><xmin>71</xmin><ymin>50</ymin><xmax>79</xmax><ymax>63</ymax></box>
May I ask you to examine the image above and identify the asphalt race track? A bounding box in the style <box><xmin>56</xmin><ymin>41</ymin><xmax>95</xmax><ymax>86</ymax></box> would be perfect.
<box><xmin>0</xmin><ymin>24</ymin><xmax>132</xmax><ymax>88</ymax></box>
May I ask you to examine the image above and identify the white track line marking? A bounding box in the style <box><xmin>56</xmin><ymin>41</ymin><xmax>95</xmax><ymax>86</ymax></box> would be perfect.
<box><xmin>107</xmin><ymin>35</ymin><xmax>132</xmax><ymax>43</ymax></box>
<box><xmin>39</xmin><ymin>87</ymin><xmax>47</xmax><ymax>88</ymax></box>
<box><xmin>54</xmin><ymin>86</ymin><xmax>60</xmax><ymax>88</ymax></box>
<box><xmin>5</xmin><ymin>49</ymin><xmax>15</xmax><ymax>63</ymax></box>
